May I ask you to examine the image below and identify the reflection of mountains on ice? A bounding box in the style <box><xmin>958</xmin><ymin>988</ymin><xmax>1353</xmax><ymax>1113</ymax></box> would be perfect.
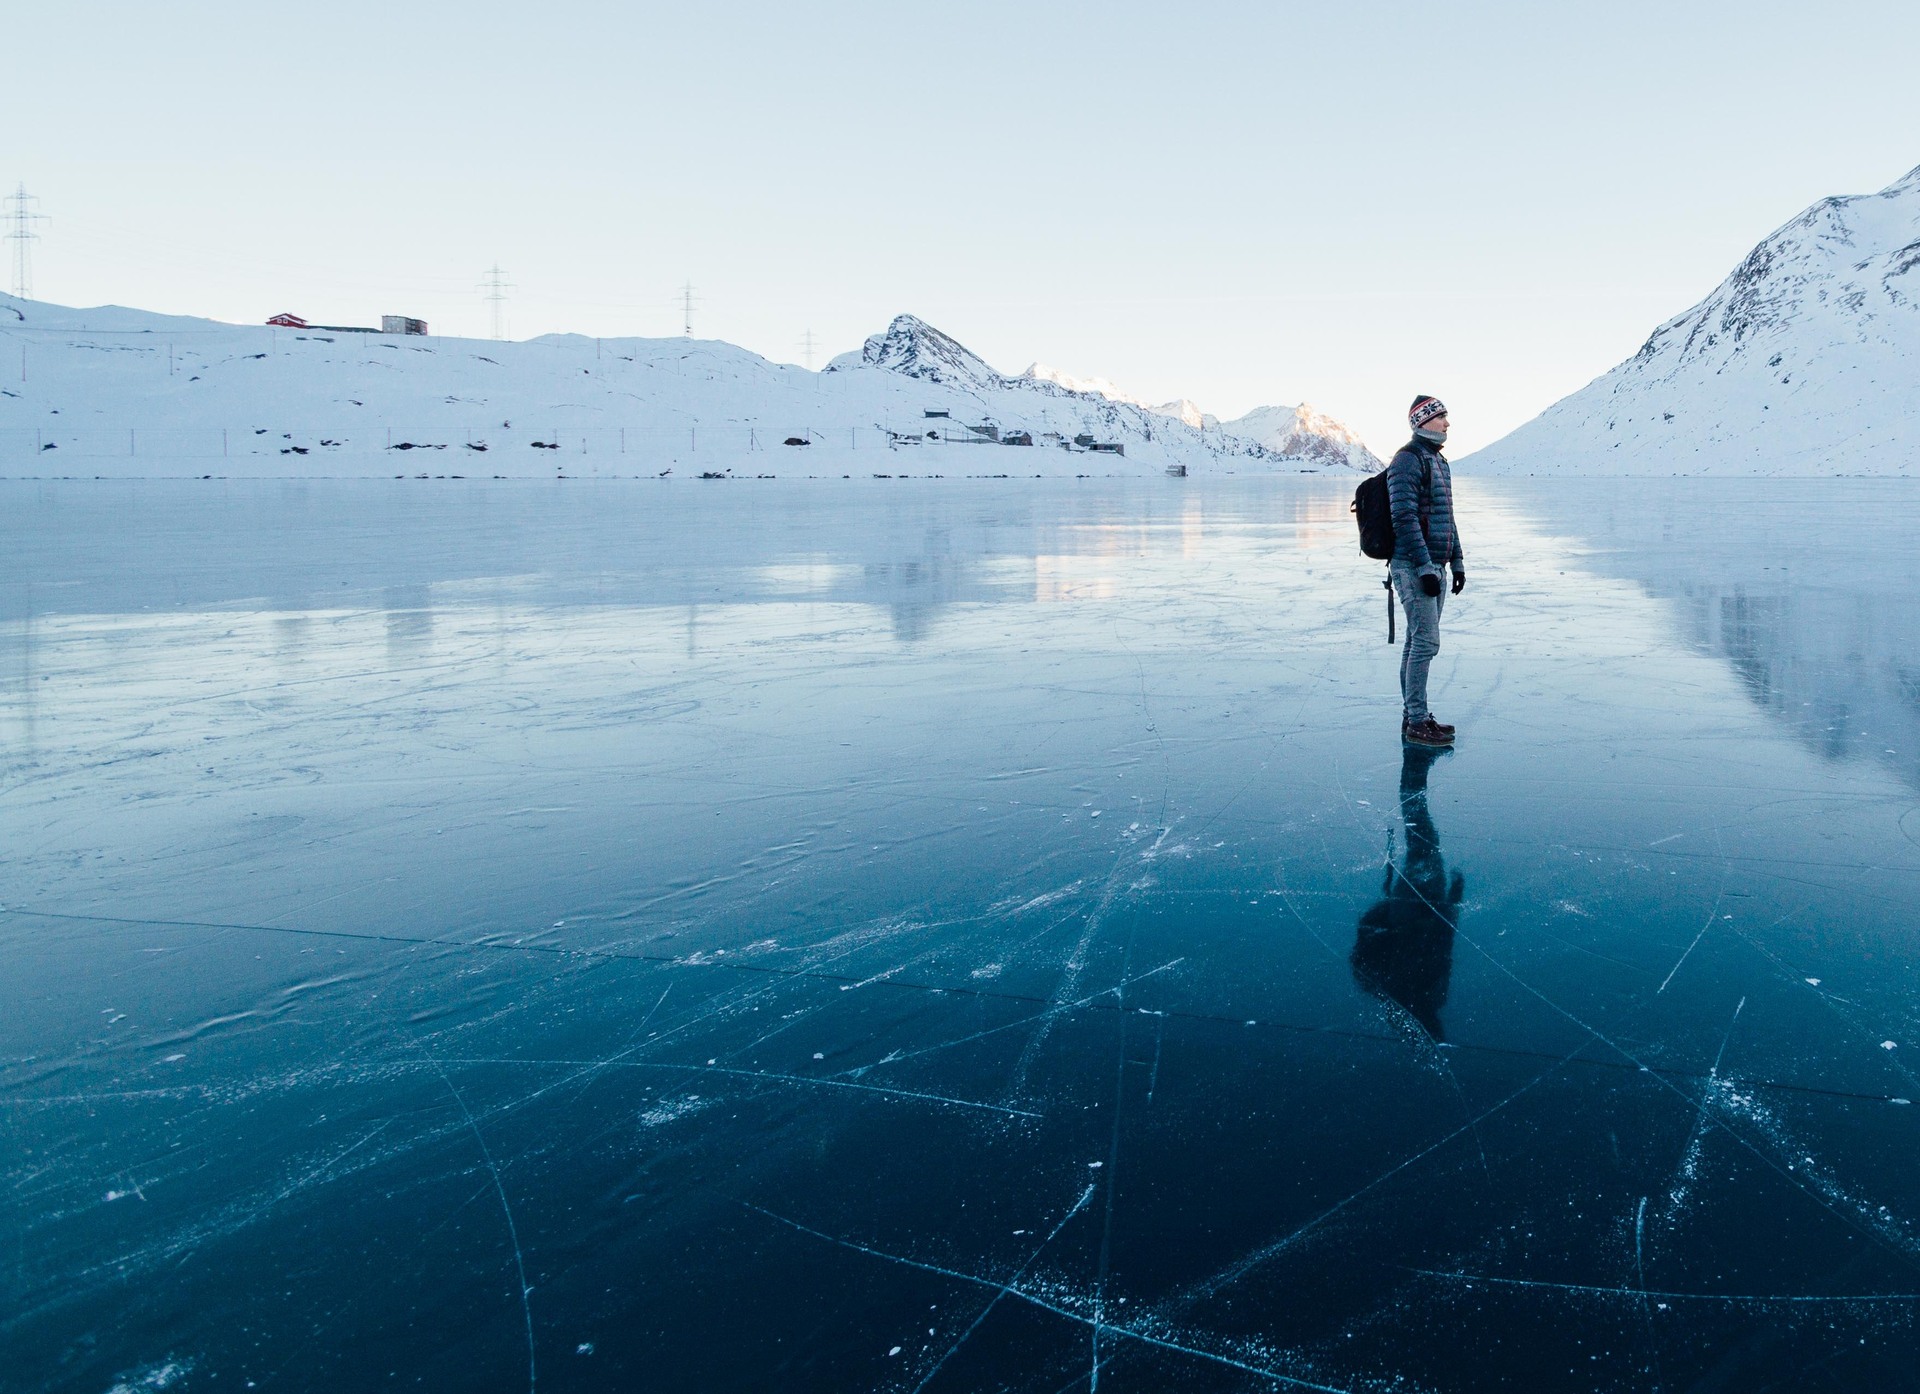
<box><xmin>1515</xmin><ymin>479</ymin><xmax>1920</xmax><ymax>792</ymax></box>
<box><xmin>855</xmin><ymin>557</ymin><xmax>989</xmax><ymax>644</ymax></box>
<box><xmin>1670</xmin><ymin>582</ymin><xmax>1920</xmax><ymax>774</ymax></box>
<box><xmin>3</xmin><ymin>480</ymin><xmax>1359</xmax><ymax>651</ymax></box>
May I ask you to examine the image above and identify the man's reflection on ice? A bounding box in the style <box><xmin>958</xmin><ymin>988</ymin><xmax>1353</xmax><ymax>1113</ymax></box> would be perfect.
<box><xmin>1352</xmin><ymin>744</ymin><xmax>1462</xmax><ymax>1041</ymax></box>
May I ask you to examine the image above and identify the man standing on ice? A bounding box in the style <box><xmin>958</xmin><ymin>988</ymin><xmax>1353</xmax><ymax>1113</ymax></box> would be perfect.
<box><xmin>1389</xmin><ymin>395</ymin><xmax>1464</xmax><ymax>748</ymax></box>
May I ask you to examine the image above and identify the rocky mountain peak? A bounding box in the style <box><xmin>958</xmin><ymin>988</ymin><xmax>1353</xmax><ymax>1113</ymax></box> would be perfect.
<box><xmin>833</xmin><ymin>314</ymin><xmax>1003</xmax><ymax>391</ymax></box>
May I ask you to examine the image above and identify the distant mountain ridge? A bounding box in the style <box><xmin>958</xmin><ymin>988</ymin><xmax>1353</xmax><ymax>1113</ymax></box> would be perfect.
<box><xmin>0</xmin><ymin>298</ymin><xmax>1372</xmax><ymax>477</ymax></box>
<box><xmin>1010</xmin><ymin>369</ymin><xmax>1379</xmax><ymax>472</ymax></box>
<box><xmin>1469</xmin><ymin>162</ymin><xmax>1920</xmax><ymax>475</ymax></box>
<box><xmin>829</xmin><ymin>314</ymin><xmax>1377</xmax><ymax>470</ymax></box>
<box><xmin>1217</xmin><ymin>402</ymin><xmax>1381</xmax><ymax>473</ymax></box>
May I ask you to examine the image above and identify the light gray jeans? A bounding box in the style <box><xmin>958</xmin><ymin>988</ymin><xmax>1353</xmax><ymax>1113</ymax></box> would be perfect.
<box><xmin>1390</xmin><ymin>561</ymin><xmax>1446</xmax><ymax>724</ymax></box>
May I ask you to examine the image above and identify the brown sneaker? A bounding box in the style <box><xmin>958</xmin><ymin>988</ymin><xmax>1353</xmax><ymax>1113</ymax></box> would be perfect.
<box><xmin>1428</xmin><ymin>717</ymin><xmax>1456</xmax><ymax>735</ymax></box>
<box><xmin>1402</xmin><ymin>718</ymin><xmax>1455</xmax><ymax>748</ymax></box>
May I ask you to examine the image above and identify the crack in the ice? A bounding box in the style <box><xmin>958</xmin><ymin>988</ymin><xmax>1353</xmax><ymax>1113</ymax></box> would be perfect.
<box><xmin>1408</xmin><ymin>1267</ymin><xmax>1920</xmax><ymax>1306</ymax></box>
<box><xmin>1170</xmin><ymin>1041</ymin><xmax>1588</xmax><ymax>1312</ymax></box>
<box><xmin>1342</xmin><ymin>799</ymin><xmax>1920</xmax><ymax>1277</ymax></box>
<box><xmin>837</xmin><ymin>958</ymin><xmax>1184</xmax><ymax>1079</ymax></box>
<box><xmin>1089</xmin><ymin>899</ymin><xmax>1138</xmax><ymax>1391</ymax></box>
<box><xmin>429</xmin><ymin>1055</ymin><xmax>1042</xmax><ymax>1120</ymax></box>
<box><xmin>908</xmin><ymin>1183</ymin><xmax>1095</xmax><ymax>1394</ymax></box>
<box><xmin>743</xmin><ymin>1203</ymin><xmax>1355</xmax><ymax>1393</ymax></box>
<box><xmin>1656</xmin><ymin>883</ymin><xmax>1726</xmax><ymax>994</ymax></box>
<box><xmin>1663</xmin><ymin>996</ymin><xmax>1745</xmax><ymax>1226</ymax></box>
<box><xmin>417</xmin><ymin>1050</ymin><xmax>536</xmax><ymax>1394</ymax></box>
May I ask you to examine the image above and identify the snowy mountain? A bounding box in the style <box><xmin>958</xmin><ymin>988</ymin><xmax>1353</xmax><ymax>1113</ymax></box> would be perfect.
<box><xmin>0</xmin><ymin>298</ymin><xmax>1361</xmax><ymax>479</ymax></box>
<box><xmin>823</xmin><ymin>315</ymin><xmax>1371</xmax><ymax>471</ymax></box>
<box><xmin>1152</xmin><ymin>399</ymin><xmax>1215</xmax><ymax>431</ymax></box>
<box><xmin>1019</xmin><ymin>368</ymin><xmax>1215</xmax><ymax>434</ymax></box>
<box><xmin>831</xmin><ymin>316</ymin><xmax>1001</xmax><ymax>393</ymax></box>
<box><xmin>1018</xmin><ymin>354</ymin><xmax>1375</xmax><ymax>471</ymax></box>
<box><xmin>1018</xmin><ymin>362</ymin><xmax>1138</xmax><ymax>402</ymax></box>
<box><xmin>1218</xmin><ymin>403</ymin><xmax>1382</xmax><ymax>472</ymax></box>
<box><xmin>1469</xmin><ymin>162</ymin><xmax>1920</xmax><ymax>475</ymax></box>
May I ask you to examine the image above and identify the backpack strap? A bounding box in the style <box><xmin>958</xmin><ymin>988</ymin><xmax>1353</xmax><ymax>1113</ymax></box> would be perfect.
<box><xmin>1385</xmin><ymin>569</ymin><xmax>1395</xmax><ymax>644</ymax></box>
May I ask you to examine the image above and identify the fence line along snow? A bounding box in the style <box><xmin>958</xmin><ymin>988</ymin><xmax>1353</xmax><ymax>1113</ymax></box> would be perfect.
<box><xmin>0</xmin><ymin>422</ymin><xmax>1142</xmax><ymax>461</ymax></box>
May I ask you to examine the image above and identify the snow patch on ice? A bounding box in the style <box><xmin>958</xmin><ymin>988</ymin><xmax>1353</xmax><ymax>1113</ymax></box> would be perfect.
<box><xmin>105</xmin><ymin>1359</ymin><xmax>194</xmax><ymax>1393</ymax></box>
<box><xmin>640</xmin><ymin>1094</ymin><xmax>707</xmax><ymax>1128</ymax></box>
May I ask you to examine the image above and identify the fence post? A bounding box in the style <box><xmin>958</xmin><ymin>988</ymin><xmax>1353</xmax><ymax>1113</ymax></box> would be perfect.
<box><xmin>223</xmin><ymin>429</ymin><xmax>228</xmax><ymax>457</ymax></box>
<box><xmin>691</xmin><ymin>427</ymin><xmax>697</xmax><ymax>452</ymax></box>
<box><xmin>130</xmin><ymin>428</ymin><xmax>136</xmax><ymax>456</ymax></box>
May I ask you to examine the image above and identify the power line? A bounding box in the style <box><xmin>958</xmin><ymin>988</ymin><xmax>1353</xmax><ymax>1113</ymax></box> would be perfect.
<box><xmin>798</xmin><ymin>327</ymin><xmax>818</xmax><ymax>371</ymax></box>
<box><xmin>480</xmin><ymin>264</ymin><xmax>515</xmax><ymax>341</ymax></box>
<box><xmin>680</xmin><ymin>280</ymin><xmax>700</xmax><ymax>338</ymax></box>
<box><xmin>6</xmin><ymin>185</ymin><xmax>48</xmax><ymax>300</ymax></box>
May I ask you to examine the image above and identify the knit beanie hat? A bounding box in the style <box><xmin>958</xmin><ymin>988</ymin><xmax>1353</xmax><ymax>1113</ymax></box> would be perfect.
<box><xmin>1409</xmin><ymin>395</ymin><xmax>1448</xmax><ymax>430</ymax></box>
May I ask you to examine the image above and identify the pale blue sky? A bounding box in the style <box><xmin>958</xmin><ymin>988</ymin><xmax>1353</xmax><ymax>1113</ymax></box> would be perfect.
<box><xmin>9</xmin><ymin>1</ymin><xmax>1918</xmax><ymax>453</ymax></box>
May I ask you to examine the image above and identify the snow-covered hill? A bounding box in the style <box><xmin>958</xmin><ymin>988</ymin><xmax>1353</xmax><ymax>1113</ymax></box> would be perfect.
<box><xmin>1469</xmin><ymin>163</ymin><xmax>1920</xmax><ymax>476</ymax></box>
<box><xmin>0</xmin><ymin>297</ymin><xmax>1366</xmax><ymax>479</ymax></box>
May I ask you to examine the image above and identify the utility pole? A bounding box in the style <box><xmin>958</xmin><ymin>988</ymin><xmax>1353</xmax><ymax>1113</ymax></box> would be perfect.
<box><xmin>680</xmin><ymin>281</ymin><xmax>698</xmax><ymax>338</ymax></box>
<box><xmin>481</xmin><ymin>264</ymin><xmax>515</xmax><ymax>341</ymax></box>
<box><xmin>798</xmin><ymin>328</ymin><xmax>818</xmax><ymax>371</ymax></box>
<box><xmin>6</xmin><ymin>185</ymin><xmax>48</xmax><ymax>300</ymax></box>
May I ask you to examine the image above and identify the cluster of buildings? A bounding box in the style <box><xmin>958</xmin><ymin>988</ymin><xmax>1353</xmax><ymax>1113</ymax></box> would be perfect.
<box><xmin>266</xmin><ymin>312</ymin><xmax>428</xmax><ymax>336</ymax></box>
<box><xmin>910</xmin><ymin>411</ymin><xmax>1120</xmax><ymax>454</ymax></box>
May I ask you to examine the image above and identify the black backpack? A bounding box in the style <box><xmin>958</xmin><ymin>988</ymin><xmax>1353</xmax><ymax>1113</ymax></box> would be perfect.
<box><xmin>1351</xmin><ymin>449</ymin><xmax>1430</xmax><ymax>561</ymax></box>
<box><xmin>1350</xmin><ymin>471</ymin><xmax>1396</xmax><ymax>560</ymax></box>
<box><xmin>1352</xmin><ymin>450</ymin><xmax>1431</xmax><ymax>643</ymax></box>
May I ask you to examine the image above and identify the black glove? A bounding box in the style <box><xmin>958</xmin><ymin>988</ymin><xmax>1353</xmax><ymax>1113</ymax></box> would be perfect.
<box><xmin>1451</xmin><ymin>570</ymin><xmax>1466</xmax><ymax>595</ymax></box>
<box><xmin>1419</xmin><ymin>572</ymin><xmax>1442</xmax><ymax>598</ymax></box>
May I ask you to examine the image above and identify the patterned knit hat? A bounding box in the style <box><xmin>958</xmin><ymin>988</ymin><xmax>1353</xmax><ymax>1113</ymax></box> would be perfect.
<box><xmin>1409</xmin><ymin>395</ymin><xmax>1448</xmax><ymax>430</ymax></box>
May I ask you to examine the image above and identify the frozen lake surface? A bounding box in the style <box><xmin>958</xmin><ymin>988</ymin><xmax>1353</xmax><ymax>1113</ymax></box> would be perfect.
<box><xmin>5</xmin><ymin>477</ymin><xmax>1920</xmax><ymax>1392</ymax></box>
